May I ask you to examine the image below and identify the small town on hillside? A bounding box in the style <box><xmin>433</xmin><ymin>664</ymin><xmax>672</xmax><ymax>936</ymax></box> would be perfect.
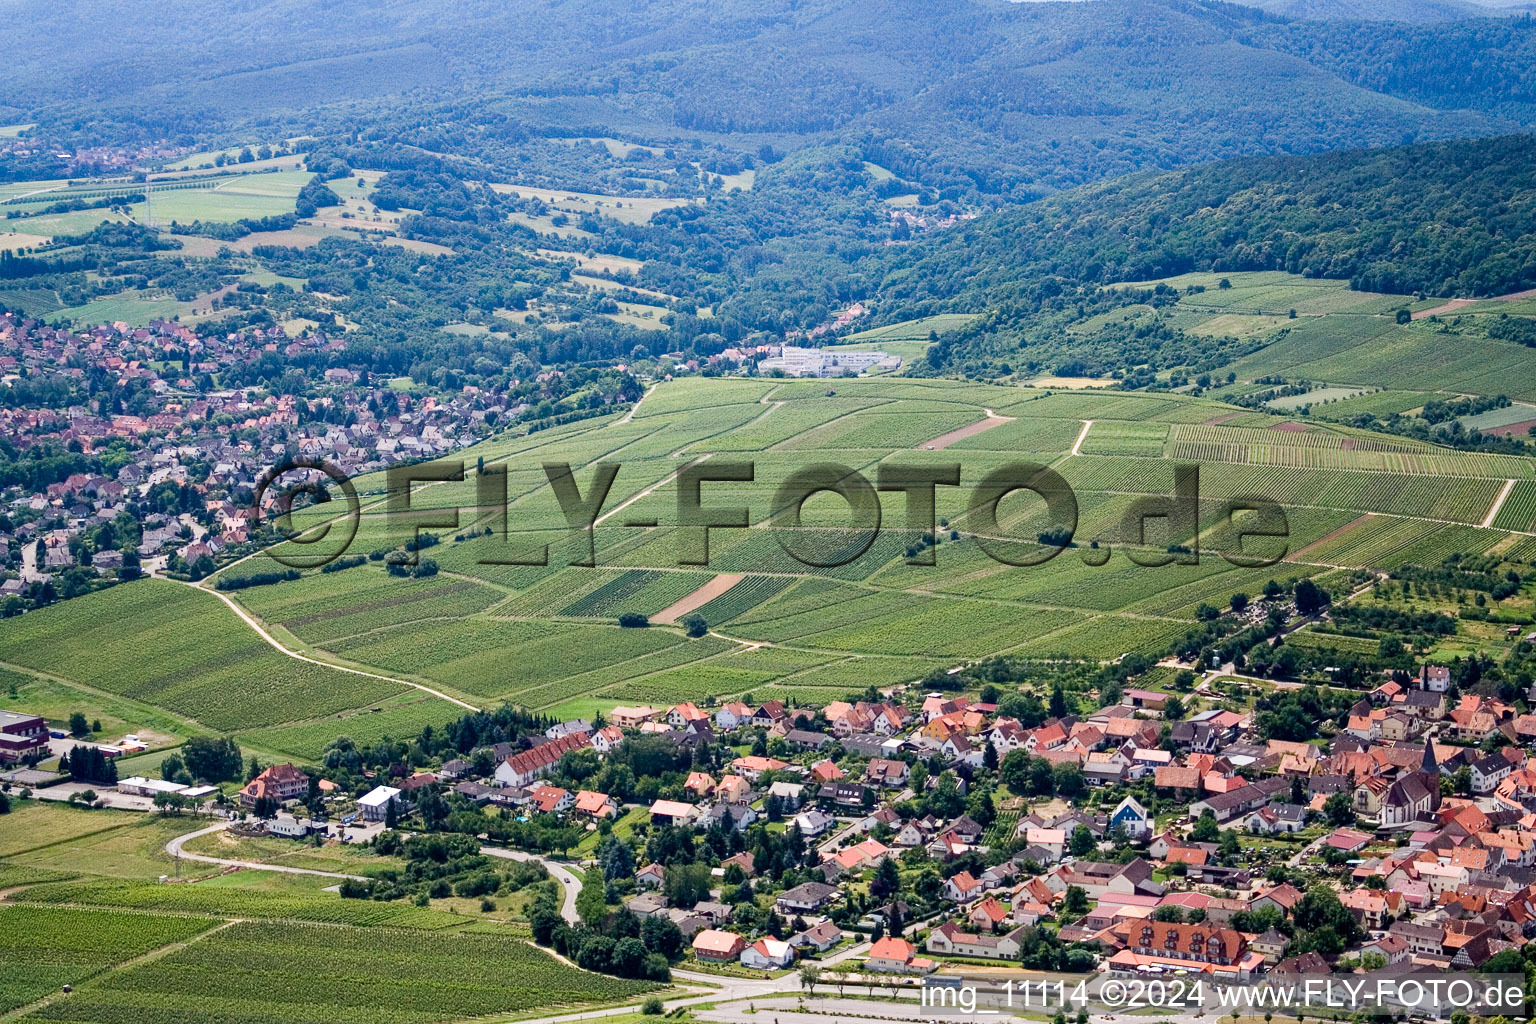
<box><xmin>0</xmin><ymin>310</ymin><xmax>897</xmax><ymax>613</ymax></box>
<box><xmin>5</xmin><ymin>654</ymin><xmax>1535</xmax><ymax>988</ymax></box>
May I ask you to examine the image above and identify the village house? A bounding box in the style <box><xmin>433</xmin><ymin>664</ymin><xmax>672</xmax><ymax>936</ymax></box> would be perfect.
<box><xmin>495</xmin><ymin>732</ymin><xmax>593</xmax><ymax>788</ymax></box>
<box><xmin>239</xmin><ymin>763</ymin><xmax>309</xmax><ymax>807</ymax></box>
<box><xmin>692</xmin><ymin>929</ymin><xmax>746</xmax><ymax>962</ymax></box>
<box><xmin>864</xmin><ymin>936</ymin><xmax>937</xmax><ymax>974</ymax></box>
<box><xmin>927</xmin><ymin>921</ymin><xmax>1029</xmax><ymax>959</ymax></box>
<box><xmin>741</xmin><ymin>937</ymin><xmax>794</xmax><ymax>969</ymax></box>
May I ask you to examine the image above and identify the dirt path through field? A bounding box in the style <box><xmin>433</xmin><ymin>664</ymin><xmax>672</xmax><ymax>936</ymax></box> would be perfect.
<box><xmin>919</xmin><ymin>409</ymin><xmax>1013</xmax><ymax>450</ymax></box>
<box><xmin>1483</xmin><ymin>478</ymin><xmax>1518</xmax><ymax>529</ymax></box>
<box><xmin>179</xmin><ymin>581</ymin><xmax>480</xmax><ymax>712</ymax></box>
<box><xmin>652</xmin><ymin>573</ymin><xmax>745</xmax><ymax>624</ymax></box>
<box><xmin>1414</xmin><ymin>284</ymin><xmax>1536</xmax><ymax>320</ymax></box>
<box><xmin>1070</xmin><ymin>419</ymin><xmax>1093</xmax><ymax>456</ymax></box>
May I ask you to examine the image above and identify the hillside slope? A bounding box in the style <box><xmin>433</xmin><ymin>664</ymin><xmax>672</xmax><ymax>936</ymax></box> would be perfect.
<box><xmin>5</xmin><ymin>0</ymin><xmax>1536</xmax><ymax>199</ymax></box>
<box><xmin>878</xmin><ymin>132</ymin><xmax>1536</xmax><ymax>308</ymax></box>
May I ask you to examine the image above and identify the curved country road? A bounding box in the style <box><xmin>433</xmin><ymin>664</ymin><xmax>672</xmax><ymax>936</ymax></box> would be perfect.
<box><xmin>164</xmin><ymin>824</ymin><xmax>587</xmax><ymax>922</ymax></box>
<box><xmin>161</xmin><ymin>823</ymin><xmax>886</xmax><ymax>1024</ymax></box>
<box><xmin>480</xmin><ymin>846</ymin><xmax>585</xmax><ymax>924</ymax></box>
<box><xmin>180</xmin><ymin>580</ymin><xmax>480</xmax><ymax>712</ymax></box>
<box><xmin>164</xmin><ymin>823</ymin><xmax>371</xmax><ymax>880</ymax></box>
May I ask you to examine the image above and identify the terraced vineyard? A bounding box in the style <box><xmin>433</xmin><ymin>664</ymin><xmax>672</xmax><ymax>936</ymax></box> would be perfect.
<box><xmin>4</xmin><ymin>374</ymin><xmax>1533</xmax><ymax>751</ymax></box>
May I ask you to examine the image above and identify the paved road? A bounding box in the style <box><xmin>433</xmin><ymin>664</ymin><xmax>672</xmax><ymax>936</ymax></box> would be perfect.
<box><xmin>481</xmin><ymin>846</ymin><xmax>585</xmax><ymax>924</ymax></box>
<box><xmin>511</xmin><ymin>942</ymin><xmax>875</xmax><ymax>1024</ymax></box>
<box><xmin>1287</xmin><ymin>831</ymin><xmax>1328</xmax><ymax>868</ymax></box>
<box><xmin>164</xmin><ymin>827</ymin><xmax>595</xmax><ymax>925</ymax></box>
<box><xmin>165</xmin><ymin>823</ymin><xmax>370</xmax><ymax>880</ymax></box>
<box><xmin>164</xmin><ymin>826</ymin><xmax>892</xmax><ymax>1024</ymax></box>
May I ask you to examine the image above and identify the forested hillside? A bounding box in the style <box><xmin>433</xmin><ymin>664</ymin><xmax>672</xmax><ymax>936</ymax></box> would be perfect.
<box><xmin>869</xmin><ymin>132</ymin><xmax>1536</xmax><ymax>379</ymax></box>
<box><xmin>7</xmin><ymin>0</ymin><xmax>1536</xmax><ymax>200</ymax></box>
<box><xmin>879</xmin><ymin>132</ymin><xmax>1536</xmax><ymax>307</ymax></box>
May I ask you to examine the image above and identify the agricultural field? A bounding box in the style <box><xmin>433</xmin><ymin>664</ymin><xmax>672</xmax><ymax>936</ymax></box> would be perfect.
<box><xmin>14</xmin><ymin>919</ymin><xmax>658</xmax><ymax>1024</ymax></box>
<box><xmin>0</xmin><ymin>905</ymin><xmax>217</xmax><ymax>1015</ymax></box>
<box><xmin>1492</xmin><ymin>480</ymin><xmax>1536</xmax><ymax>533</ymax></box>
<box><xmin>11</xmin><ymin>878</ymin><xmax>463</xmax><ymax>929</ymax></box>
<box><xmin>0</xmin><ymin>803</ymin><xmax>143</xmax><ymax>860</ymax></box>
<box><xmin>843</xmin><ymin>312</ymin><xmax>978</xmax><ymax>343</ymax></box>
<box><xmin>0</xmin><ymin>580</ymin><xmax>410</xmax><ymax>731</ymax></box>
<box><xmin>1264</xmin><ymin>386</ymin><xmax>1368</xmax><ymax>411</ymax></box>
<box><xmin>5</xmin><ymin>374</ymin><xmax>1535</xmax><ymax>739</ymax></box>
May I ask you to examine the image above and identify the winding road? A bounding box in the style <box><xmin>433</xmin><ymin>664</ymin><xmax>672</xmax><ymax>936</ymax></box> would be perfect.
<box><xmin>157</xmin><ymin>824</ymin><xmax>896</xmax><ymax>1024</ymax></box>
<box><xmin>163</xmin><ymin>824</ymin><xmax>589</xmax><ymax>922</ymax></box>
<box><xmin>164</xmin><ymin>822</ymin><xmax>370</xmax><ymax>880</ymax></box>
<box><xmin>480</xmin><ymin>845</ymin><xmax>585</xmax><ymax>924</ymax></box>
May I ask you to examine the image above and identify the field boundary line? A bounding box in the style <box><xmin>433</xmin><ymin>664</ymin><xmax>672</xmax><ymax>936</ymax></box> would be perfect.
<box><xmin>173</xmin><ymin>581</ymin><xmax>480</xmax><ymax>712</ymax></box>
<box><xmin>594</xmin><ymin>454</ymin><xmax>710</xmax><ymax>527</ymax></box>
<box><xmin>0</xmin><ymin>915</ymin><xmax>237</xmax><ymax>1024</ymax></box>
<box><xmin>1482</xmin><ymin>478</ymin><xmax>1518</xmax><ymax>528</ymax></box>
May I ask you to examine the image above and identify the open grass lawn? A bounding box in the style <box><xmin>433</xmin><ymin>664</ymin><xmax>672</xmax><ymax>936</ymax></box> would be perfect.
<box><xmin>0</xmin><ymin>803</ymin><xmax>145</xmax><ymax>860</ymax></box>
<box><xmin>3</xmin><ymin>808</ymin><xmax>200</xmax><ymax>879</ymax></box>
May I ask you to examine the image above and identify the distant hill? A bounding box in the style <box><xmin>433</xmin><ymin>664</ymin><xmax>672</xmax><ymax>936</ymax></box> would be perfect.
<box><xmin>1234</xmin><ymin>0</ymin><xmax>1498</xmax><ymax>20</ymax></box>
<box><xmin>6</xmin><ymin>0</ymin><xmax>1536</xmax><ymax>199</ymax></box>
<box><xmin>869</xmin><ymin>132</ymin><xmax>1536</xmax><ymax>379</ymax></box>
<box><xmin>879</xmin><ymin>132</ymin><xmax>1536</xmax><ymax>305</ymax></box>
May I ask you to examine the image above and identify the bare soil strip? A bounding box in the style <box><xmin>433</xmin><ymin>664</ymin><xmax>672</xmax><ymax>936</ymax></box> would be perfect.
<box><xmin>1070</xmin><ymin>418</ymin><xmax>1093</xmax><ymax>456</ymax></box>
<box><xmin>652</xmin><ymin>573</ymin><xmax>745</xmax><ymax>624</ymax></box>
<box><xmin>1482</xmin><ymin>478</ymin><xmax>1518</xmax><ymax>529</ymax></box>
<box><xmin>1290</xmin><ymin>512</ymin><xmax>1373</xmax><ymax>562</ymax></box>
<box><xmin>920</xmin><ymin>415</ymin><xmax>1013</xmax><ymax>450</ymax></box>
<box><xmin>1412</xmin><ymin>298</ymin><xmax>1474</xmax><ymax>320</ymax></box>
<box><xmin>1414</xmin><ymin>285</ymin><xmax>1536</xmax><ymax>321</ymax></box>
<box><xmin>1486</xmin><ymin>418</ymin><xmax>1536</xmax><ymax>437</ymax></box>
